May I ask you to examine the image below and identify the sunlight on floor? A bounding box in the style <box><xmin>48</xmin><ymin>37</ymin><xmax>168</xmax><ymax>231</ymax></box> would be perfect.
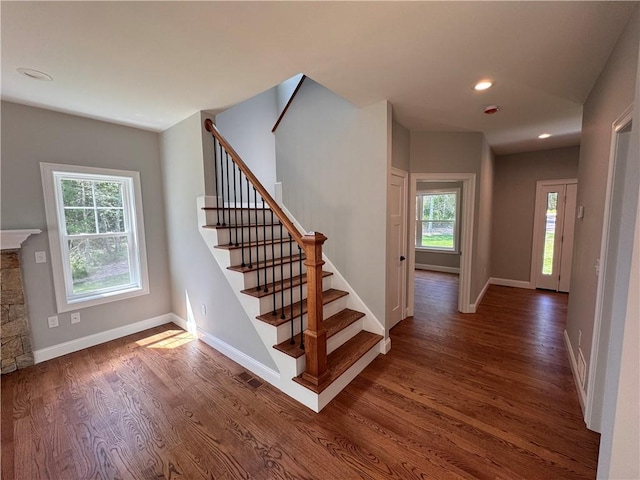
<box><xmin>135</xmin><ymin>329</ymin><xmax>196</xmax><ymax>349</ymax></box>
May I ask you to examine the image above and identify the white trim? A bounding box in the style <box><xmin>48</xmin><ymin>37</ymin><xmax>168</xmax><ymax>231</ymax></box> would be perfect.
<box><xmin>529</xmin><ymin>178</ymin><xmax>578</xmax><ymax>289</ymax></box>
<box><xmin>586</xmin><ymin>104</ymin><xmax>633</xmax><ymax>429</ymax></box>
<box><xmin>415</xmin><ymin>263</ymin><xmax>460</xmax><ymax>274</ymax></box>
<box><xmin>0</xmin><ymin>230</ymin><xmax>42</xmax><ymax>250</ymax></box>
<box><xmin>382</xmin><ymin>336</ymin><xmax>392</xmax><ymax>354</ymax></box>
<box><xmin>490</xmin><ymin>277</ymin><xmax>534</xmax><ymax>289</ymax></box>
<box><xmin>390</xmin><ymin>167</ymin><xmax>409</xmax><ymax>329</ymax></box>
<box><xmin>409</xmin><ymin>173</ymin><xmax>476</xmax><ymax>314</ymax></box>
<box><xmin>33</xmin><ymin>313</ymin><xmax>175</xmax><ymax>363</ymax></box>
<box><xmin>40</xmin><ymin>162</ymin><xmax>150</xmax><ymax>313</ymax></box>
<box><xmin>470</xmin><ymin>277</ymin><xmax>491</xmax><ymax>313</ymax></box>
<box><xmin>564</xmin><ymin>329</ymin><xmax>587</xmax><ymax>412</ymax></box>
<box><xmin>194</xmin><ymin>323</ymin><xmax>281</xmax><ymax>386</ymax></box>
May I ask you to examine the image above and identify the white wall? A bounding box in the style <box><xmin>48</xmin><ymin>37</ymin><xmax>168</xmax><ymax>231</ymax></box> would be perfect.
<box><xmin>275</xmin><ymin>79</ymin><xmax>389</xmax><ymax>325</ymax></box>
<box><xmin>215</xmin><ymin>87</ymin><xmax>278</xmax><ymax>196</ymax></box>
<box><xmin>0</xmin><ymin>102</ymin><xmax>172</xmax><ymax>350</ymax></box>
<box><xmin>565</xmin><ymin>5</ymin><xmax>639</xmax><ymax>430</ymax></box>
<box><xmin>159</xmin><ymin>111</ymin><xmax>276</xmax><ymax>369</ymax></box>
<box><xmin>392</xmin><ymin>120</ymin><xmax>410</xmax><ymax>172</ymax></box>
<box><xmin>597</xmin><ymin>9</ymin><xmax>640</xmax><ymax>478</ymax></box>
<box><xmin>276</xmin><ymin>74</ymin><xmax>304</xmax><ymax>116</ymax></box>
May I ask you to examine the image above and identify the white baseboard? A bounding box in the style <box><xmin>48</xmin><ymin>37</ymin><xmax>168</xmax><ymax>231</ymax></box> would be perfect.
<box><xmin>564</xmin><ymin>329</ymin><xmax>587</xmax><ymax>413</ymax></box>
<box><xmin>382</xmin><ymin>337</ymin><xmax>392</xmax><ymax>354</ymax></box>
<box><xmin>490</xmin><ymin>277</ymin><xmax>534</xmax><ymax>289</ymax></box>
<box><xmin>195</xmin><ymin>323</ymin><xmax>281</xmax><ymax>386</ymax></box>
<box><xmin>469</xmin><ymin>277</ymin><xmax>491</xmax><ymax>313</ymax></box>
<box><xmin>415</xmin><ymin>263</ymin><xmax>460</xmax><ymax>274</ymax></box>
<box><xmin>33</xmin><ymin>313</ymin><xmax>175</xmax><ymax>364</ymax></box>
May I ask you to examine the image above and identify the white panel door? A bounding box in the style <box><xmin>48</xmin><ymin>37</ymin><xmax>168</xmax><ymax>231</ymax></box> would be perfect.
<box><xmin>388</xmin><ymin>172</ymin><xmax>407</xmax><ymax>328</ymax></box>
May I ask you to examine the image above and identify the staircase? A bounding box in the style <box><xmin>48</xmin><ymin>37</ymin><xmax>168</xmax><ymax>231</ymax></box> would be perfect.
<box><xmin>196</xmin><ymin>120</ymin><xmax>386</xmax><ymax>412</ymax></box>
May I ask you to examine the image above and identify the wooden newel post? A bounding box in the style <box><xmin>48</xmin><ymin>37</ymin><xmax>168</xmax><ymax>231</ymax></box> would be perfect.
<box><xmin>301</xmin><ymin>232</ymin><xmax>329</xmax><ymax>387</ymax></box>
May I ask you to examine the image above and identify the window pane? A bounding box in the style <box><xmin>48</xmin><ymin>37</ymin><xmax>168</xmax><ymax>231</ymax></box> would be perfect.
<box><xmin>97</xmin><ymin>208</ymin><xmax>125</xmax><ymax>233</ymax></box>
<box><xmin>64</xmin><ymin>209</ymin><xmax>96</xmax><ymax>234</ymax></box>
<box><xmin>94</xmin><ymin>181</ymin><xmax>123</xmax><ymax>207</ymax></box>
<box><xmin>69</xmin><ymin>237</ymin><xmax>132</xmax><ymax>294</ymax></box>
<box><xmin>422</xmin><ymin>193</ymin><xmax>456</xmax><ymax>221</ymax></box>
<box><xmin>61</xmin><ymin>179</ymin><xmax>94</xmax><ymax>207</ymax></box>
<box><xmin>542</xmin><ymin>192</ymin><xmax>557</xmax><ymax>275</ymax></box>
<box><xmin>421</xmin><ymin>221</ymin><xmax>455</xmax><ymax>249</ymax></box>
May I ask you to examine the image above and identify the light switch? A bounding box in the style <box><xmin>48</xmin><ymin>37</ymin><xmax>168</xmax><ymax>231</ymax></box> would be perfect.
<box><xmin>35</xmin><ymin>251</ymin><xmax>47</xmax><ymax>263</ymax></box>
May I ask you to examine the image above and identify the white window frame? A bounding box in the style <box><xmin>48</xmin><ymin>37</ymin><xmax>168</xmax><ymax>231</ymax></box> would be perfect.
<box><xmin>41</xmin><ymin>163</ymin><xmax>150</xmax><ymax>312</ymax></box>
<box><xmin>415</xmin><ymin>188</ymin><xmax>461</xmax><ymax>254</ymax></box>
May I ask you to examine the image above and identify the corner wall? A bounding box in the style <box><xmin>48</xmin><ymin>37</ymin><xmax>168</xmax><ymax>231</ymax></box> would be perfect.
<box><xmin>274</xmin><ymin>79</ymin><xmax>389</xmax><ymax>325</ymax></box>
<box><xmin>159</xmin><ymin>111</ymin><xmax>276</xmax><ymax>369</ymax></box>
<box><xmin>0</xmin><ymin>102</ymin><xmax>172</xmax><ymax>352</ymax></box>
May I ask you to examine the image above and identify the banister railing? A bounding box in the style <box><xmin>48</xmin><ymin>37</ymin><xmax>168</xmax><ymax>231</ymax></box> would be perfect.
<box><xmin>204</xmin><ymin>119</ymin><xmax>328</xmax><ymax>388</ymax></box>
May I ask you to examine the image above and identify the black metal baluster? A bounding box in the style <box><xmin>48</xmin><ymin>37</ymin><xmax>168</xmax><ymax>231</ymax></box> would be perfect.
<box><xmin>225</xmin><ymin>152</ymin><xmax>231</xmax><ymax>231</ymax></box>
<box><xmin>289</xmin><ymin>234</ymin><xmax>295</xmax><ymax>345</ymax></box>
<box><xmin>247</xmin><ymin>179</ymin><xmax>252</xmax><ymax>269</ymax></box>
<box><xmin>220</xmin><ymin>146</ymin><xmax>227</xmax><ymax>227</ymax></box>
<box><xmin>279</xmin><ymin>222</ymin><xmax>285</xmax><ymax>319</ymax></box>
<box><xmin>239</xmin><ymin>172</ymin><xmax>245</xmax><ymax>267</ymax></box>
<box><xmin>262</xmin><ymin>202</ymin><xmax>269</xmax><ymax>294</ymax></box>
<box><xmin>254</xmin><ymin>188</ymin><xmax>261</xmax><ymax>292</ymax></box>
<box><xmin>271</xmin><ymin>210</ymin><xmax>277</xmax><ymax>316</ymax></box>
<box><xmin>299</xmin><ymin>245</ymin><xmax>304</xmax><ymax>350</ymax></box>
<box><xmin>233</xmin><ymin>162</ymin><xmax>239</xmax><ymax>247</ymax></box>
<box><xmin>213</xmin><ymin>138</ymin><xmax>221</xmax><ymax>226</ymax></box>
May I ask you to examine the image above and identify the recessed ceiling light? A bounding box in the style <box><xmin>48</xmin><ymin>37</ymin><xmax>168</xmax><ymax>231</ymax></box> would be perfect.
<box><xmin>483</xmin><ymin>105</ymin><xmax>500</xmax><ymax>115</ymax></box>
<box><xmin>474</xmin><ymin>80</ymin><xmax>493</xmax><ymax>91</ymax></box>
<box><xmin>538</xmin><ymin>133</ymin><xmax>552</xmax><ymax>139</ymax></box>
<box><xmin>17</xmin><ymin>67</ymin><xmax>53</xmax><ymax>81</ymax></box>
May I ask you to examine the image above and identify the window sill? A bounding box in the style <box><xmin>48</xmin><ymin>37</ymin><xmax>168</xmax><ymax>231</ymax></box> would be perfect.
<box><xmin>415</xmin><ymin>247</ymin><xmax>460</xmax><ymax>255</ymax></box>
<box><xmin>58</xmin><ymin>285</ymin><xmax>150</xmax><ymax>313</ymax></box>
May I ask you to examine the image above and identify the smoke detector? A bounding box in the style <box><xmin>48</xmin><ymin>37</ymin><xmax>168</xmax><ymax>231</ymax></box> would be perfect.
<box><xmin>483</xmin><ymin>105</ymin><xmax>500</xmax><ymax>115</ymax></box>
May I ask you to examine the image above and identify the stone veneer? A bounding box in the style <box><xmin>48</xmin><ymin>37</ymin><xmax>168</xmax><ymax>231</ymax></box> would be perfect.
<box><xmin>1</xmin><ymin>249</ymin><xmax>34</xmax><ymax>374</ymax></box>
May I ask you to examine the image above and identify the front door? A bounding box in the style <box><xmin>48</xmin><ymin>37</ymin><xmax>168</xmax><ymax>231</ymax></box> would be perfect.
<box><xmin>533</xmin><ymin>180</ymin><xmax>577</xmax><ymax>291</ymax></box>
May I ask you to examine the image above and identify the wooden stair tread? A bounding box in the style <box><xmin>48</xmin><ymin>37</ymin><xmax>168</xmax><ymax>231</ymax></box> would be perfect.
<box><xmin>274</xmin><ymin>308</ymin><xmax>365</xmax><ymax>358</ymax></box>
<box><xmin>241</xmin><ymin>271</ymin><xmax>332</xmax><ymax>298</ymax></box>
<box><xmin>293</xmin><ymin>331</ymin><xmax>383</xmax><ymax>394</ymax></box>
<box><xmin>256</xmin><ymin>289</ymin><xmax>348</xmax><ymax>326</ymax></box>
<box><xmin>203</xmin><ymin>222</ymin><xmax>281</xmax><ymax>231</ymax></box>
<box><xmin>214</xmin><ymin>237</ymin><xmax>292</xmax><ymax>250</ymax></box>
<box><xmin>228</xmin><ymin>254</ymin><xmax>305</xmax><ymax>273</ymax></box>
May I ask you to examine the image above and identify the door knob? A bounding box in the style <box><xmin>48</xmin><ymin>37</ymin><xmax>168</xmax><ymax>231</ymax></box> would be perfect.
<box><xmin>400</xmin><ymin>256</ymin><xmax>406</xmax><ymax>261</ymax></box>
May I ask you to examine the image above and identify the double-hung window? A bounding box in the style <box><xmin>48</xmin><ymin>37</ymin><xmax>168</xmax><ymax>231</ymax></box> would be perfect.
<box><xmin>415</xmin><ymin>189</ymin><xmax>460</xmax><ymax>253</ymax></box>
<box><xmin>41</xmin><ymin>163</ymin><xmax>149</xmax><ymax>312</ymax></box>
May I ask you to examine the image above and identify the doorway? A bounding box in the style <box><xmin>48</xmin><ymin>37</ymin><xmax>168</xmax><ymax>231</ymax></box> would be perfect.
<box><xmin>388</xmin><ymin>168</ymin><xmax>408</xmax><ymax>329</ymax></box>
<box><xmin>531</xmin><ymin>179</ymin><xmax>578</xmax><ymax>292</ymax></box>
<box><xmin>408</xmin><ymin>173</ymin><xmax>476</xmax><ymax>314</ymax></box>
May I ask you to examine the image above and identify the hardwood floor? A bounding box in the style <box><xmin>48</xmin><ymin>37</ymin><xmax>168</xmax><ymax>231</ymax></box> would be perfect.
<box><xmin>1</xmin><ymin>271</ymin><xmax>599</xmax><ymax>479</ymax></box>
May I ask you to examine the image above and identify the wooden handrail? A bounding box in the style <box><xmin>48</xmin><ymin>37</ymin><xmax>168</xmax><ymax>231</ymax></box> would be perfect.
<box><xmin>204</xmin><ymin>119</ymin><xmax>304</xmax><ymax>247</ymax></box>
<box><xmin>272</xmin><ymin>75</ymin><xmax>306</xmax><ymax>133</ymax></box>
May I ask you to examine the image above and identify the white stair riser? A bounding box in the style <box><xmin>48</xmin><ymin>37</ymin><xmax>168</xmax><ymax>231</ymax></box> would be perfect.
<box><xmin>255</xmin><ymin>275</ymin><xmax>333</xmax><ymax>315</ymax></box>
<box><xmin>327</xmin><ymin>318</ymin><xmax>363</xmax><ymax>355</ymax></box>
<box><xmin>274</xmin><ymin>294</ymin><xmax>349</xmax><ymax>343</ymax></box>
<box><xmin>205</xmin><ymin>208</ymin><xmax>274</xmax><ymax>226</ymax></box>
<box><xmin>226</xmin><ymin>241</ymin><xmax>297</xmax><ymax>265</ymax></box>
<box><xmin>238</xmin><ymin>261</ymin><xmax>306</xmax><ymax>290</ymax></box>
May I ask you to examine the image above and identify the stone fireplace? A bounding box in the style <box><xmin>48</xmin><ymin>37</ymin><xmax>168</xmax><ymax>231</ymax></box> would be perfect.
<box><xmin>1</xmin><ymin>230</ymin><xmax>41</xmax><ymax>374</ymax></box>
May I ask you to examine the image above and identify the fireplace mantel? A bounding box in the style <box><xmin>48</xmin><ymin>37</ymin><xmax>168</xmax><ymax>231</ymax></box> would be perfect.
<box><xmin>0</xmin><ymin>229</ymin><xmax>42</xmax><ymax>250</ymax></box>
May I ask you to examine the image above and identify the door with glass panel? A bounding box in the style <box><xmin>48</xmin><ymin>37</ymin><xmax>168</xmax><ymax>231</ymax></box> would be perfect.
<box><xmin>533</xmin><ymin>180</ymin><xmax>577</xmax><ymax>291</ymax></box>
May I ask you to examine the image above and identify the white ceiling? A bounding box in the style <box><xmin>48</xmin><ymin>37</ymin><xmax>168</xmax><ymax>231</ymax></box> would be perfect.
<box><xmin>1</xmin><ymin>1</ymin><xmax>636</xmax><ymax>155</ymax></box>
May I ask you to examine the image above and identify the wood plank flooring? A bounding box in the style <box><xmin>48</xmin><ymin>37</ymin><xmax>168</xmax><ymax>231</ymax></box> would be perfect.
<box><xmin>1</xmin><ymin>270</ymin><xmax>599</xmax><ymax>479</ymax></box>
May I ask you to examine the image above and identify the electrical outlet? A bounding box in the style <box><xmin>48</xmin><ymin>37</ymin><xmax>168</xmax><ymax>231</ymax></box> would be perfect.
<box><xmin>201</xmin><ymin>304</ymin><xmax>207</xmax><ymax>316</ymax></box>
<box><xmin>70</xmin><ymin>312</ymin><xmax>81</xmax><ymax>324</ymax></box>
<box><xmin>47</xmin><ymin>315</ymin><xmax>59</xmax><ymax>328</ymax></box>
<box><xmin>35</xmin><ymin>251</ymin><xmax>47</xmax><ymax>263</ymax></box>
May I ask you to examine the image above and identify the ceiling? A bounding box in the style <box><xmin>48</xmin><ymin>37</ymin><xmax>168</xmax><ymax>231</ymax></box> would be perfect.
<box><xmin>1</xmin><ymin>1</ymin><xmax>636</xmax><ymax>155</ymax></box>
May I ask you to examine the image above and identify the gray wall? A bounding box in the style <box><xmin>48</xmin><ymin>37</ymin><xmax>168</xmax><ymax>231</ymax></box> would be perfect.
<box><xmin>492</xmin><ymin>146</ymin><xmax>580</xmax><ymax>282</ymax></box>
<box><xmin>275</xmin><ymin>79</ymin><xmax>389</xmax><ymax>324</ymax></box>
<box><xmin>410</xmin><ymin>131</ymin><xmax>493</xmax><ymax>303</ymax></box>
<box><xmin>0</xmin><ymin>101</ymin><xmax>172</xmax><ymax>350</ymax></box>
<box><xmin>415</xmin><ymin>181</ymin><xmax>463</xmax><ymax>269</ymax></box>
<box><xmin>215</xmin><ymin>87</ymin><xmax>278</xmax><ymax>196</ymax></box>
<box><xmin>565</xmin><ymin>5</ymin><xmax>639</xmax><ymax>427</ymax></box>
<box><xmin>392</xmin><ymin>120</ymin><xmax>410</xmax><ymax>171</ymax></box>
<box><xmin>159</xmin><ymin>112</ymin><xmax>276</xmax><ymax>369</ymax></box>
